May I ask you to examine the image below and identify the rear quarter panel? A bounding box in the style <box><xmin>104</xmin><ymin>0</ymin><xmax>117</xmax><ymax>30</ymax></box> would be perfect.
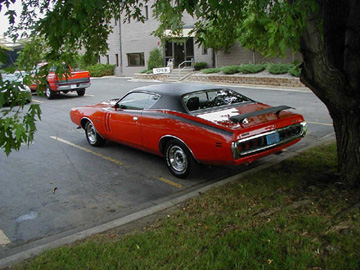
<box><xmin>140</xmin><ymin>110</ymin><xmax>235</xmax><ymax>164</ymax></box>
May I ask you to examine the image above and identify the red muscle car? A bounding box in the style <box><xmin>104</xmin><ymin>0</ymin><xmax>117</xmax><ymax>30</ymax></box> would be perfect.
<box><xmin>70</xmin><ymin>83</ymin><xmax>307</xmax><ymax>178</ymax></box>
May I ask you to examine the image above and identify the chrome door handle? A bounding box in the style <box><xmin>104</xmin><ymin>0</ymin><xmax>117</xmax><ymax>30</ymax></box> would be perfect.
<box><xmin>133</xmin><ymin>116</ymin><xmax>138</xmax><ymax>121</ymax></box>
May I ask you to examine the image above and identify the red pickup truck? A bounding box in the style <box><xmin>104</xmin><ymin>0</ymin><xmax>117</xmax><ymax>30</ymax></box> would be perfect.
<box><xmin>30</xmin><ymin>63</ymin><xmax>91</xmax><ymax>99</ymax></box>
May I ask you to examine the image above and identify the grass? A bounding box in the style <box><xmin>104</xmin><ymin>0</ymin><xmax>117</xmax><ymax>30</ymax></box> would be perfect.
<box><xmin>10</xmin><ymin>143</ymin><xmax>360</xmax><ymax>270</ymax></box>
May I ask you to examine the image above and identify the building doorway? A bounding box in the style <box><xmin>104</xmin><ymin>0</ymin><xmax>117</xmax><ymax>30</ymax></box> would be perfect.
<box><xmin>165</xmin><ymin>38</ymin><xmax>194</xmax><ymax>68</ymax></box>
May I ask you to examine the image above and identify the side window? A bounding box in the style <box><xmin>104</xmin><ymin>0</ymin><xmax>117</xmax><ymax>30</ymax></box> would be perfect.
<box><xmin>117</xmin><ymin>92</ymin><xmax>160</xmax><ymax>110</ymax></box>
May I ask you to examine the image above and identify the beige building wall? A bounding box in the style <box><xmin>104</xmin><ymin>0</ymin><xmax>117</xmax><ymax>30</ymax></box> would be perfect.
<box><xmin>98</xmin><ymin>1</ymin><xmax>300</xmax><ymax>77</ymax></box>
<box><xmin>215</xmin><ymin>42</ymin><xmax>301</xmax><ymax>67</ymax></box>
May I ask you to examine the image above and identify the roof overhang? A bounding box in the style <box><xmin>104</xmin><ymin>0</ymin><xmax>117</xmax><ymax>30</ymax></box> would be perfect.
<box><xmin>164</xmin><ymin>28</ymin><xmax>195</xmax><ymax>38</ymax></box>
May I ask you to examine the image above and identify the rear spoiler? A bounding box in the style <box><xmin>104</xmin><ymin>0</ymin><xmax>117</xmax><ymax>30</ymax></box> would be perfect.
<box><xmin>229</xmin><ymin>105</ymin><xmax>294</xmax><ymax>123</ymax></box>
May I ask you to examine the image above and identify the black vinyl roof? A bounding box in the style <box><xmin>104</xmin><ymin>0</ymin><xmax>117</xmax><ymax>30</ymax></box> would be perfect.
<box><xmin>129</xmin><ymin>83</ymin><xmax>225</xmax><ymax>113</ymax></box>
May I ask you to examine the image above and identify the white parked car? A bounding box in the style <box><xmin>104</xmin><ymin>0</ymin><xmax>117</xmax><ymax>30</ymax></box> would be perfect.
<box><xmin>1</xmin><ymin>73</ymin><xmax>32</xmax><ymax>104</ymax></box>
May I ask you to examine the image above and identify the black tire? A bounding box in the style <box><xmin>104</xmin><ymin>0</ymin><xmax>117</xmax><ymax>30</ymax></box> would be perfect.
<box><xmin>85</xmin><ymin>121</ymin><xmax>106</xmax><ymax>147</ymax></box>
<box><xmin>165</xmin><ymin>139</ymin><xmax>195</xmax><ymax>178</ymax></box>
<box><xmin>45</xmin><ymin>85</ymin><xmax>56</xmax><ymax>99</ymax></box>
<box><xmin>77</xmin><ymin>88</ymin><xmax>85</xmax><ymax>96</ymax></box>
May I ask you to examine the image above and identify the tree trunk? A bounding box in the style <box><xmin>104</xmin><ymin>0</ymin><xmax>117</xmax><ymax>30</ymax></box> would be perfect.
<box><xmin>332</xmin><ymin>111</ymin><xmax>360</xmax><ymax>187</ymax></box>
<box><xmin>299</xmin><ymin>1</ymin><xmax>360</xmax><ymax>187</ymax></box>
<box><xmin>252</xmin><ymin>49</ymin><xmax>256</xmax><ymax>64</ymax></box>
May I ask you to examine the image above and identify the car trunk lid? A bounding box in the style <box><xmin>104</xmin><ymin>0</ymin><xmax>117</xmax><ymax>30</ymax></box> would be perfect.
<box><xmin>194</xmin><ymin>103</ymin><xmax>295</xmax><ymax>130</ymax></box>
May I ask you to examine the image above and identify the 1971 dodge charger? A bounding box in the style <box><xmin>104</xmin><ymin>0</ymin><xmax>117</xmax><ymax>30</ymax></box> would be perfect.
<box><xmin>70</xmin><ymin>83</ymin><xmax>307</xmax><ymax>178</ymax></box>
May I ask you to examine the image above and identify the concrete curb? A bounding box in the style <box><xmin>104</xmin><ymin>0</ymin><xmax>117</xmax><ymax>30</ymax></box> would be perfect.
<box><xmin>0</xmin><ymin>133</ymin><xmax>335</xmax><ymax>268</ymax></box>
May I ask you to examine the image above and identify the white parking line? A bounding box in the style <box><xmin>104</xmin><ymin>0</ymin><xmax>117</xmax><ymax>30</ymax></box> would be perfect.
<box><xmin>50</xmin><ymin>136</ymin><xmax>183</xmax><ymax>189</ymax></box>
<box><xmin>32</xmin><ymin>99</ymin><xmax>44</xmax><ymax>103</ymax></box>
<box><xmin>50</xmin><ymin>136</ymin><xmax>126</xmax><ymax>166</ymax></box>
<box><xmin>154</xmin><ymin>177</ymin><xmax>183</xmax><ymax>189</ymax></box>
<box><xmin>0</xmin><ymin>230</ymin><xmax>11</xmax><ymax>246</ymax></box>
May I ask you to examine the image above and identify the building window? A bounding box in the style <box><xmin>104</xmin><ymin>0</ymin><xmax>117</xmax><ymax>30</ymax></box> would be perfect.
<box><xmin>127</xmin><ymin>53</ymin><xmax>145</xmax><ymax>66</ymax></box>
<box><xmin>115</xmin><ymin>54</ymin><xmax>119</xmax><ymax>67</ymax></box>
<box><xmin>145</xmin><ymin>5</ymin><xmax>149</xmax><ymax>20</ymax></box>
<box><xmin>202</xmin><ymin>46</ymin><xmax>208</xmax><ymax>55</ymax></box>
<box><xmin>106</xmin><ymin>55</ymin><xmax>110</xmax><ymax>64</ymax></box>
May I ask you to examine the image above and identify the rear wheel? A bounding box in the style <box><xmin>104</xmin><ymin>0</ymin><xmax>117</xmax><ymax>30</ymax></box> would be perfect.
<box><xmin>85</xmin><ymin>121</ymin><xmax>106</xmax><ymax>147</ymax></box>
<box><xmin>77</xmin><ymin>88</ymin><xmax>85</xmax><ymax>96</ymax></box>
<box><xmin>45</xmin><ymin>85</ymin><xmax>55</xmax><ymax>99</ymax></box>
<box><xmin>165</xmin><ymin>139</ymin><xmax>195</xmax><ymax>178</ymax></box>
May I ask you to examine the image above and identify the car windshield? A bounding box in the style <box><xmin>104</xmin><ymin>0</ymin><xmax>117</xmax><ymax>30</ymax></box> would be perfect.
<box><xmin>183</xmin><ymin>89</ymin><xmax>252</xmax><ymax>112</ymax></box>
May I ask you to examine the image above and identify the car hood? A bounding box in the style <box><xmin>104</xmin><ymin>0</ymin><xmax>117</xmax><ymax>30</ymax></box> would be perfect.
<box><xmin>194</xmin><ymin>103</ymin><xmax>296</xmax><ymax>129</ymax></box>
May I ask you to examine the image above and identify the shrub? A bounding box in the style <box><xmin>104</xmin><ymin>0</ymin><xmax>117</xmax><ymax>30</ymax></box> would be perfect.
<box><xmin>146</xmin><ymin>69</ymin><xmax>153</xmax><ymax>74</ymax></box>
<box><xmin>194</xmin><ymin>62</ymin><xmax>208</xmax><ymax>71</ymax></box>
<box><xmin>221</xmin><ymin>65</ymin><xmax>241</xmax><ymax>74</ymax></box>
<box><xmin>147</xmin><ymin>48</ymin><xmax>163</xmax><ymax>70</ymax></box>
<box><xmin>77</xmin><ymin>53</ymin><xmax>98</xmax><ymax>70</ymax></box>
<box><xmin>140</xmin><ymin>69</ymin><xmax>148</xmax><ymax>74</ymax></box>
<box><xmin>288</xmin><ymin>64</ymin><xmax>302</xmax><ymax>77</ymax></box>
<box><xmin>267</xmin><ymin>63</ymin><xmax>291</xmax><ymax>74</ymax></box>
<box><xmin>201</xmin><ymin>68</ymin><xmax>221</xmax><ymax>74</ymax></box>
<box><xmin>238</xmin><ymin>64</ymin><xmax>266</xmax><ymax>74</ymax></box>
<box><xmin>86</xmin><ymin>64</ymin><xmax>115</xmax><ymax>77</ymax></box>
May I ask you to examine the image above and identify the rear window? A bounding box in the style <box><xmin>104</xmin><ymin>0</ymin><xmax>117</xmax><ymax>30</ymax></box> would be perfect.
<box><xmin>183</xmin><ymin>89</ymin><xmax>252</xmax><ymax>112</ymax></box>
<box><xmin>49</xmin><ymin>65</ymin><xmax>70</xmax><ymax>72</ymax></box>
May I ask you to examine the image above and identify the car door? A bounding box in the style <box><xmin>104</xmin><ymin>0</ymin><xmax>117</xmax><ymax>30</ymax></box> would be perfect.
<box><xmin>109</xmin><ymin>92</ymin><xmax>159</xmax><ymax>148</ymax></box>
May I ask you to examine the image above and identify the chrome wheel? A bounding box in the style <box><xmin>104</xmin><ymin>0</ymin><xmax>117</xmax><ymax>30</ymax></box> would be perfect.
<box><xmin>84</xmin><ymin>121</ymin><xmax>106</xmax><ymax>147</ymax></box>
<box><xmin>165</xmin><ymin>139</ymin><xmax>194</xmax><ymax>178</ymax></box>
<box><xmin>86</xmin><ymin>122</ymin><xmax>97</xmax><ymax>144</ymax></box>
<box><xmin>168</xmin><ymin>145</ymin><xmax>188</xmax><ymax>173</ymax></box>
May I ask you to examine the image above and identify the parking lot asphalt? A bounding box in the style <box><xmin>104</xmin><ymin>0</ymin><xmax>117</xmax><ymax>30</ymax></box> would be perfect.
<box><xmin>0</xmin><ymin>78</ymin><xmax>334</xmax><ymax>267</ymax></box>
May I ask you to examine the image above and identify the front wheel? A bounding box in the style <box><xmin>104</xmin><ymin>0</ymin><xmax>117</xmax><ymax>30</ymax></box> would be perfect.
<box><xmin>165</xmin><ymin>140</ymin><xmax>195</xmax><ymax>178</ymax></box>
<box><xmin>77</xmin><ymin>88</ymin><xmax>85</xmax><ymax>96</ymax></box>
<box><xmin>85</xmin><ymin>121</ymin><xmax>106</xmax><ymax>147</ymax></box>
